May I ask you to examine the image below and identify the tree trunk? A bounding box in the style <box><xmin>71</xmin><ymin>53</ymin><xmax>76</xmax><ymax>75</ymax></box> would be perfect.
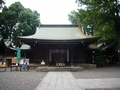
<box><xmin>114</xmin><ymin>0</ymin><xmax>120</xmax><ymax>64</ymax></box>
<box><xmin>115</xmin><ymin>20</ymin><xmax>120</xmax><ymax>65</ymax></box>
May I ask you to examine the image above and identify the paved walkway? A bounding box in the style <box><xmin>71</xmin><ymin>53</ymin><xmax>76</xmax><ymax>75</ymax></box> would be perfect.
<box><xmin>34</xmin><ymin>72</ymin><xmax>120</xmax><ymax>90</ymax></box>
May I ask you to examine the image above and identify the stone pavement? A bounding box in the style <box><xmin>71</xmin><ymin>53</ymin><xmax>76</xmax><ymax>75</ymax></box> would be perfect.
<box><xmin>34</xmin><ymin>72</ymin><xmax>120</xmax><ymax>90</ymax></box>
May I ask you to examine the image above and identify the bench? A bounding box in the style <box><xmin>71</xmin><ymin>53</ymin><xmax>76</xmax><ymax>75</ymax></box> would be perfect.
<box><xmin>10</xmin><ymin>57</ymin><xmax>19</xmax><ymax>71</ymax></box>
<box><xmin>10</xmin><ymin>63</ymin><xmax>19</xmax><ymax>71</ymax></box>
<box><xmin>19</xmin><ymin>58</ymin><xmax>29</xmax><ymax>71</ymax></box>
<box><xmin>0</xmin><ymin>61</ymin><xmax>7</xmax><ymax>71</ymax></box>
<box><xmin>10</xmin><ymin>57</ymin><xmax>30</xmax><ymax>71</ymax></box>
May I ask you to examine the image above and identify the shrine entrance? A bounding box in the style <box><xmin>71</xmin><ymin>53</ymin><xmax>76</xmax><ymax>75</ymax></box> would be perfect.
<box><xmin>49</xmin><ymin>49</ymin><xmax>70</xmax><ymax>65</ymax></box>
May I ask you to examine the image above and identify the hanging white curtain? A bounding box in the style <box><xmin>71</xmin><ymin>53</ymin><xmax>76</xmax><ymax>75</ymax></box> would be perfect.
<box><xmin>49</xmin><ymin>49</ymin><xmax>52</xmax><ymax>62</ymax></box>
<box><xmin>67</xmin><ymin>49</ymin><xmax>69</xmax><ymax>62</ymax></box>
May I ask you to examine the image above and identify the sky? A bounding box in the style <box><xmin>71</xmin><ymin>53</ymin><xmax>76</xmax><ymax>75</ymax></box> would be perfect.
<box><xmin>5</xmin><ymin>0</ymin><xmax>79</xmax><ymax>24</ymax></box>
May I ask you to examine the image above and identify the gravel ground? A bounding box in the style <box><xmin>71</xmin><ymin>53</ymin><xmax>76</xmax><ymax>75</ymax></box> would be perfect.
<box><xmin>0</xmin><ymin>68</ymin><xmax>47</xmax><ymax>90</ymax></box>
<box><xmin>0</xmin><ymin>66</ymin><xmax>120</xmax><ymax>90</ymax></box>
<box><xmin>72</xmin><ymin>66</ymin><xmax>120</xmax><ymax>79</ymax></box>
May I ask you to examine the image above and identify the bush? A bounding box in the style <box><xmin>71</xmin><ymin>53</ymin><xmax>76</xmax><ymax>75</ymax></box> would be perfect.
<box><xmin>96</xmin><ymin>51</ymin><xmax>105</xmax><ymax>67</ymax></box>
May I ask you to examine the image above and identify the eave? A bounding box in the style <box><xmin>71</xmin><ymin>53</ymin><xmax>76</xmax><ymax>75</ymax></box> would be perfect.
<box><xmin>18</xmin><ymin>24</ymin><xmax>100</xmax><ymax>45</ymax></box>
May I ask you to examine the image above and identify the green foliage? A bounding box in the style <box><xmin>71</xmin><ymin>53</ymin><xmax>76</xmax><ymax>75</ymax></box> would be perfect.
<box><xmin>95</xmin><ymin>51</ymin><xmax>106</xmax><ymax>67</ymax></box>
<box><xmin>68</xmin><ymin>0</ymin><xmax>120</xmax><ymax>48</ymax></box>
<box><xmin>0</xmin><ymin>2</ymin><xmax>40</xmax><ymax>47</ymax></box>
<box><xmin>18</xmin><ymin>8</ymin><xmax>40</xmax><ymax>35</ymax></box>
<box><xmin>95</xmin><ymin>21</ymin><xmax>117</xmax><ymax>47</ymax></box>
<box><xmin>0</xmin><ymin>0</ymin><xmax>5</xmax><ymax>9</ymax></box>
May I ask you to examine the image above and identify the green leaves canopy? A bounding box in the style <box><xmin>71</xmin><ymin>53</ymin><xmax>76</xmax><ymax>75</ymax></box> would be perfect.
<box><xmin>0</xmin><ymin>2</ymin><xmax>40</xmax><ymax>47</ymax></box>
<box><xmin>18</xmin><ymin>8</ymin><xmax>40</xmax><ymax>36</ymax></box>
<box><xmin>0</xmin><ymin>0</ymin><xmax>5</xmax><ymax>9</ymax></box>
<box><xmin>68</xmin><ymin>0</ymin><xmax>119</xmax><ymax>48</ymax></box>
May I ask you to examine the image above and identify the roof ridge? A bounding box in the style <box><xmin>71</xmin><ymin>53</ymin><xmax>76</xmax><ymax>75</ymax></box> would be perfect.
<box><xmin>40</xmin><ymin>24</ymin><xmax>79</xmax><ymax>27</ymax></box>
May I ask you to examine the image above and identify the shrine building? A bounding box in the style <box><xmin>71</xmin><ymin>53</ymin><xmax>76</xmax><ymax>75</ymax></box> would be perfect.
<box><xmin>18</xmin><ymin>25</ymin><xmax>100</xmax><ymax>66</ymax></box>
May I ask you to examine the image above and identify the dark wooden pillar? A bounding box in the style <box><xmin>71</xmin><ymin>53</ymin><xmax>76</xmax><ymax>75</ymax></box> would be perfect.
<box><xmin>83</xmin><ymin>48</ymin><xmax>86</xmax><ymax>63</ymax></box>
<box><xmin>70</xmin><ymin>48</ymin><xmax>73</xmax><ymax>66</ymax></box>
<box><xmin>33</xmin><ymin>47</ymin><xmax>36</xmax><ymax>63</ymax></box>
<box><xmin>46</xmin><ymin>47</ymin><xmax>49</xmax><ymax>66</ymax></box>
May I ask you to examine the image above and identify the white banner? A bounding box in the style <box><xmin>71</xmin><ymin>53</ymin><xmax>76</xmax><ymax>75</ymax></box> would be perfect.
<box><xmin>67</xmin><ymin>49</ymin><xmax>69</xmax><ymax>62</ymax></box>
<box><xmin>49</xmin><ymin>49</ymin><xmax>52</xmax><ymax>62</ymax></box>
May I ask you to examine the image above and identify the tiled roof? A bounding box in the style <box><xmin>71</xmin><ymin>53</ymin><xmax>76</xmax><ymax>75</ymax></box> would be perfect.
<box><xmin>18</xmin><ymin>25</ymin><xmax>100</xmax><ymax>40</ymax></box>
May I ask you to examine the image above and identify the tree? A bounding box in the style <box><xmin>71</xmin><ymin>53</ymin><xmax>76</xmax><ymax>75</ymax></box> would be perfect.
<box><xmin>74</xmin><ymin>0</ymin><xmax>120</xmax><ymax>61</ymax></box>
<box><xmin>0</xmin><ymin>0</ymin><xmax>5</xmax><ymax>9</ymax></box>
<box><xmin>69</xmin><ymin>0</ymin><xmax>118</xmax><ymax>46</ymax></box>
<box><xmin>18</xmin><ymin>8</ymin><xmax>40</xmax><ymax>36</ymax></box>
<box><xmin>68</xmin><ymin>9</ymin><xmax>99</xmax><ymax>35</ymax></box>
<box><xmin>75</xmin><ymin>0</ymin><xmax>119</xmax><ymax>42</ymax></box>
<box><xmin>0</xmin><ymin>2</ymin><xmax>40</xmax><ymax>47</ymax></box>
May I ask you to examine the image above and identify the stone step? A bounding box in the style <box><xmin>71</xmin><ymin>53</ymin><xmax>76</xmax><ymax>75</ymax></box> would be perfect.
<box><xmin>36</xmin><ymin>67</ymin><xmax>83</xmax><ymax>72</ymax></box>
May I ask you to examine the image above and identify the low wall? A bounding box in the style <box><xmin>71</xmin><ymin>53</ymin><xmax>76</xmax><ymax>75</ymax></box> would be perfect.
<box><xmin>74</xmin><ymin>64</ymin><xmax>96</xmax><ymax>69</ymax></box>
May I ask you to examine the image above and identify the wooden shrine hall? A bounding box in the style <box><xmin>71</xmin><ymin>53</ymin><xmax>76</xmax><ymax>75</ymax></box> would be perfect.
<box><xmin>18</xmin><ymin>25</ymin><xmax>100</xmax><ymax>66</ymax></box>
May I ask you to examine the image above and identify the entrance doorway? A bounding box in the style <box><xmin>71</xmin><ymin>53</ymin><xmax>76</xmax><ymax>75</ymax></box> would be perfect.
<box><xmin>49</xmin><ymin>49</ymin><xmax>69</xmax><ymax>65</ymax></box>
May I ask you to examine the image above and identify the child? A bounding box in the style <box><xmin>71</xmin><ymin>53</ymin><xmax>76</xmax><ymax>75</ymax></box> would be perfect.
<box><xmin>22</xmin><ymin>63</ymin><xmax>27</xmax><ymax>71</ymax></box>
<box><xmin>20</xmin><ymin>58</ymin><xmax>27</xmax><ymax>71</ymax></box>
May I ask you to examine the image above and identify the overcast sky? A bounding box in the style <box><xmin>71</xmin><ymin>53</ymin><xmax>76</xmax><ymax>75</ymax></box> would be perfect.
<box><xmin>5</xmin><ymin>0</ymin><xmax>79</xmax><ymax>24</ymax></box>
